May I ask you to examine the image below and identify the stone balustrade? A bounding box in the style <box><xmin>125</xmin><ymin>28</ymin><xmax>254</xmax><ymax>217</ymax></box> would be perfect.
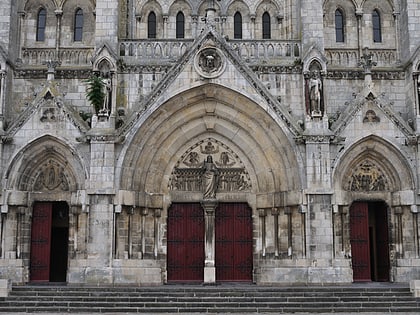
<box><xmin>119</xmin><ymin>39</ymin><xmax>301</xmax><ymax>64</ymax></box>
<box><xmin>227</xmin><ymin>40</ymin><xmax>301</xmax><ymax>62</ymax></box>
<box><xmin>325</xmin><ymin>48</ymin><xmax>398</xmax><ymax>68</ymax></box>
<box><xmin>21</xmin><ymin>47</ymin><xmax>94</xmax><ymax>67</ymax></box>
<box><xmin>119</xmin><ymin>39</ymin><xmax>194</xmax><ymax>60</ymax></box>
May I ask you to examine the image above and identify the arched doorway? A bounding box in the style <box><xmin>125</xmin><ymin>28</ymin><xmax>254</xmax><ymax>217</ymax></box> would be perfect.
<box><xmin>30</xmin><ymin>201</ymin><xmax>69</xmax><ymax>283</ymax></box>
<box><xmin>350</xmin><ymin>201</ymin><xmax>390</xmax><ymax>282</ymax></box>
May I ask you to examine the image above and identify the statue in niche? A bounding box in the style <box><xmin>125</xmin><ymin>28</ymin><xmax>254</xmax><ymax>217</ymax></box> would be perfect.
<box><xmin>101</xmin><ymin>77</ymin><xmax>112</xmax><ymax>114</ymax></box>
<box><xmin>202</xmin><ymin>155</ymin><xmax>219</xmax><ymax>199</ymax></box>
<box><xmin>309</xmin><ymin>72</ymin><xmax>322</xmax><ymax>115</ymax></box>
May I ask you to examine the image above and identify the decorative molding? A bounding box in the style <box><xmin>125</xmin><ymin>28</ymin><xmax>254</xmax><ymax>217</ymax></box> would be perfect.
<box><xmin>326</xmin><ymin>70</ymin><xmax>404</xmax><ymax>80</ymax></box>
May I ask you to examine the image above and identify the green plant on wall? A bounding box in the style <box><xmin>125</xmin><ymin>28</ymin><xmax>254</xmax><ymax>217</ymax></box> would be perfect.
<box><xmin>85</xmin><ymin>74</ymin><xmax>105</xmax><ymax>114</ymax></box>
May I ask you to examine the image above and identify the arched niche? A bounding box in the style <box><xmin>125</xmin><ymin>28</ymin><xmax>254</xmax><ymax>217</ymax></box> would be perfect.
<box><xmin>5</xmin><ymin>135</ymin><xmax>87</xmax><ymax>193</ymax></box>
<box><xmin>118</xmin><ymin>84</ymin><xmax>303</xmax><ymax>199</ymax></box>
<box><xmin>333</xmin><ymin>135</ymin><xmax>415</xmax><ymax>204</ymax></box>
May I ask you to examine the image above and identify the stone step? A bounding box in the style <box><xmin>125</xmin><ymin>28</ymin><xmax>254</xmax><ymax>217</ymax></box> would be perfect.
<box><xmin>0</xmin><ymin>284</ymin><xmax>418</xmax><ymax>313</ymax></box>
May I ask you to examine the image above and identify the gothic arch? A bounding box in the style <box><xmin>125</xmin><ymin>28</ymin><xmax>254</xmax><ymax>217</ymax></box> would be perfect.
<box><xmin>61</xmin><ymin>0</ymin><xmax>95</xmax><ymax>46</ymax></box>
<box><xmin>333</xmin><ymin>135</ymin><xmax>415</xmax><ymax>196</ymax></box>
<box><xmin>117</xmin><ymin>84</ymin><xmax>303</xmax><ymax>198</ymax></box>
<box><xmin>4</xmin><ymin>135</ymin><xmax>87</xmax><ymax>193</ymax></box>
<box><xmin>23</xmin><ymin>0</ymin><xmax>56</xmax><ymax>12</ymax></box>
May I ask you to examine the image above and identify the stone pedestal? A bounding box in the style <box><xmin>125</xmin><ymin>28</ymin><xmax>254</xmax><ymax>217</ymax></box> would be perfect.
<box><xmin>201</xmin><ymin>199</ymin><xmax>218</xmax><ymax>284</ymax></box>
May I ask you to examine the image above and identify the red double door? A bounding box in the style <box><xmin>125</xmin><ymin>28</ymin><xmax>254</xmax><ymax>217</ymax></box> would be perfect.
<box><xmin>167</xmin><ymin>203</ymin><xmax>253</xmax><ymax>282</ymax></box>
<box><xmin>350</xmin><ymin>201</ymin><xmax>390</xmax><ymax>282</ymax></box>
<box><xmin>30</xmin><ymin>202</ymin><xmax>69</xmax><ymax>282</ymax></box>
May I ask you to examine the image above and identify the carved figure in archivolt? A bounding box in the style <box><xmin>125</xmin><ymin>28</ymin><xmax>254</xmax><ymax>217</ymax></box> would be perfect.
<box><xmin>347</xmin><ymin>160</ymin><xmax>388</xmax><ymax>191</ymax></box>
<box><xmin>169</xmin><ymin>138</ymin><xmax>251</xmax><ymax>194</ymax></box>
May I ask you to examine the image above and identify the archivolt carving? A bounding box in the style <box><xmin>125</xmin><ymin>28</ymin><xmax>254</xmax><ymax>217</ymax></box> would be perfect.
<box><xmin>169</xmin><ymin>138</ymin><xmax>251</xmax><ymax>193</ymax></box>
<box><xmin>347</xmin><ymin>159</ymin><xmax>388</xmax><ymax>191</ymax></box>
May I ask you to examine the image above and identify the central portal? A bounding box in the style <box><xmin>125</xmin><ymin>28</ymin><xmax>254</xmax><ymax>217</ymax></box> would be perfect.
<box><xmin>167</xmin><ymin>202</ymin><xmax>253</xmax><ymax>283</ymax></box>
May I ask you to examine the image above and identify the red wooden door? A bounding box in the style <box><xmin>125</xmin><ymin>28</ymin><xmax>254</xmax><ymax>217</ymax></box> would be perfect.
<box><xmin>215</xmin><ymin>203</ymin><xmax>253</xmax><ymax>282</ymax></box>
<box><xmin>30</xmin><ymin>203</ymin><xmax>53</xmax><ymax>282</ymax></box>
<box><xmin>350</xmin><ymin>202</ymin><xmax>371</xmax><ymax>281</ymax></box>
<box><xmin>375</xmin><ymin>204</ymin><xmax>390</xmax><ymax>281</ymax></box>
<box><xmin>167</xmin><ymin>203</ymin><xmax>204</xmax><ymax>282</ymax></box>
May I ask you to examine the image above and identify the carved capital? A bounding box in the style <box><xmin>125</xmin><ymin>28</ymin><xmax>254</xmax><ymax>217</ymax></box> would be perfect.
<box><xmin>153</xmin><ymin>208</ymin><xmax>162</xmax><ymax>217</ymax></box>
<box><xmin>258</xmin><ymin>208</ymin><xmax>267</xmax><ymax>217</ymax></box>
<box><xmin>201</xmin><ymin>200</ymin><xmax>218</xmax><ymax>215</ymax></box>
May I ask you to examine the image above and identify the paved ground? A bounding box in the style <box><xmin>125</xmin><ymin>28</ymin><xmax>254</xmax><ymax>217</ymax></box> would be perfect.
<box><xmin>4</xmin><ymin>312</ymin><xmax>420</xmax><ymax>315</ymax></box>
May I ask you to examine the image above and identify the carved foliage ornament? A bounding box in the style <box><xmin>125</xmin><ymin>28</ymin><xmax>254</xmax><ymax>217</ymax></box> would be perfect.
<box><xmin>169</xmin><ymin>138</ymin><xmax>251</xmax><ymax>193</ymax></box>
<box><xmin>34</xmin><ymin>159</ymin><xmax>70</xmax><ymax>191</ymax></box>
<box><xmin>347</xmin><ymin>159</ymin><xmax>388</xmax><ymax>191</ymax></box>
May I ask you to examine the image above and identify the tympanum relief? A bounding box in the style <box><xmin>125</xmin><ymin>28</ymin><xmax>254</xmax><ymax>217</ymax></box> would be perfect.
<box><xmin>169</xmin><ymin>138</ymin><xmax>251</xmax><ymax>197</ymax></box>
<box><xmin>347</xmin><ymin>159</ymin><xmax>388</xmax><ymax>191</ymax></box>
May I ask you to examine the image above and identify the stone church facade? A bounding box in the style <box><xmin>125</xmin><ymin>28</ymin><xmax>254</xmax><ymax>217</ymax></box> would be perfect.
<box><xmin>0</xmin><ymin>0</ymin><xmax>419</xmax><ymax>285</ymax></box>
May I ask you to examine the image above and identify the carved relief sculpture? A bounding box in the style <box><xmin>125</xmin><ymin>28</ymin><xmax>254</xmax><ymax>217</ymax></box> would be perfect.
<box><xmin>347</xmin><ymin>160</ymin><xmax>388</xmax><ymax>191</ymax></box>
<box><xmin>169</xmin><ymin>138</ymin><xmax>251</xmax><ymax>194</ymax></box>
<box><xmin>34</xmin><ymin>160</ymin><xmax>70</xmax><ymax>191</ymax></box>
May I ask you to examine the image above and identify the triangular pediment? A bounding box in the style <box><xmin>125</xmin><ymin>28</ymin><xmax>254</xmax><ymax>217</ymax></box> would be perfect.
<box><xmin>92</xmin><ymin>43</ymin><xmax>118</xmax><ymax>71</ymax></box>
<box><xmin>5</xmin><ymin>80</ymin><xmax>89</xmax><ymax>138</ymax></box>
<box><xmin>118</xmin><ymin>26</ymin><xmax>303</xmax><ymax>138</ymax></box>
<box><xmin>331</xmin><ymin>90</ymin><xmax>415</xmax><ymax>140</ymax></box>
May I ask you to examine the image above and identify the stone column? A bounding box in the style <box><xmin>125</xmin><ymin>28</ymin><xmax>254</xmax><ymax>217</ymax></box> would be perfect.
<box><xmin>250</xmin><ymin>14</ymin><xmax>256</xmax><ymax>39</ymax></box>
<box><xmin>285</xmin><ymin>207</ymin><xmax>293</xmax><ymax>257</ymax></box>
<box><xmin>356</xmin><ymin>9</ymin><xmax>363</xmax><ymax>57</ymax></box>
<box><xmin>17</xmin><ymin>11</ymin><xmax>25</xmax><ymax>63</ymax></box>
<box><xmin>0</xmin><ymin>70</ymin><xmax>6</xmax><ymax>129</ymax></box>
<box><xmin>140</xmin><ymin>207</ymin><xmax>148</xmax><ymax>259</ymax></box>
<box><xmin>163</xmin><ymin>15</ymin><xmax>168</xmax><ymax>38</ymax></box>
<box><xmin>201</xmin><ymin>199</ymin><xmax>218</xmax><ymax>284</ymax></box>
<box><xmin>191</xmin><ymin>15</ymin><xmax>198</xmax><ymax>38</ymax></box>
<box><xmin>153</xmin><ymin>208</ymin><xmax>161</xmax><ymax>259</ymax></box>
<box><xmin>394</xmin><ymin>206</ymin><xmax>404</xmax><ymax>258</ymax></box>
<box><xmin>271</xmin><ymin>207</ymin><xmax>280</xmax><ymax>257</ymax></box>
<box><xmin>259</xmin><ymin>209</ymin><xmax>267</xmax><ymax>257</ymax></box>
<box><xmin>54</xmin><ymin>9</ymin><xmax>63</xmax><ymax>58</ymax></box>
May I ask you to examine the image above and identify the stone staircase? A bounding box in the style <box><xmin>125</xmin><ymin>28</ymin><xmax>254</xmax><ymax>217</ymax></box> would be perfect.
<box><xmin>0</xmin><ymin>284</ymin><xmax>419</xmax><ymax>313</ymax></box>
